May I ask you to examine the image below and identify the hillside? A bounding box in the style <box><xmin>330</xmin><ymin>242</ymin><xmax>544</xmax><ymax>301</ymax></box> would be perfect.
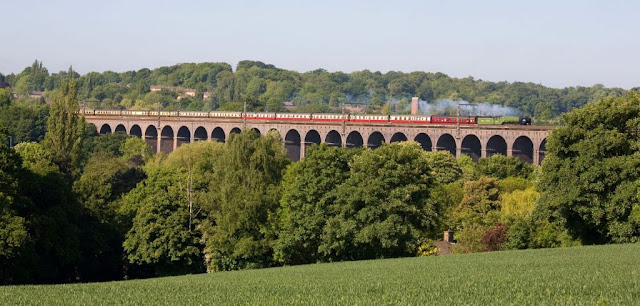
<box><xmin>0</xmin><ymin>60</ymin><xmax>633</xmax><ymax>118</ymax></box>
<box><xmin>2</xmin><ymin>244</ymin><xmax>638</xmax><ymax>305</ymax></box>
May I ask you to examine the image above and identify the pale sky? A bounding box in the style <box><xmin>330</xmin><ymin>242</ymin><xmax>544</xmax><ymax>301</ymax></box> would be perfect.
<box><xmin>1</xmin><ymin>0</ymin><xmax>638</xmax><ymax>89</ymax></box>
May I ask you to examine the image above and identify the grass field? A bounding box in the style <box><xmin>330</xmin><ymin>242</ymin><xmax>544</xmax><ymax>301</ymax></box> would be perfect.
<box><xmin>1</xmin><ymin>244</ymin><xmax>639</xmax><ymax>305</ymax></box>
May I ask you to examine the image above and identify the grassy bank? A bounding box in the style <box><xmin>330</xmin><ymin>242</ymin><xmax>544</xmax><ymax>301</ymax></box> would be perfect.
<box><xmin>2</xmin><ymin>244</ymin><xmax>639</xmax><ymax>305</ymax></box>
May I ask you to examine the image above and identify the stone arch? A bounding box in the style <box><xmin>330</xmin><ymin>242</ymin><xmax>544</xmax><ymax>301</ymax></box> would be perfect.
<box><xmin>390</xmin><ymin>132</ymin><xmax>408</xmax><ymax>143</ymax></box>
<box><xmin>461</xmin><ymin>134</ymin><xmax>482</xmax><ymax>162</ymax></box>
<box><xmin>160</xmin><ymin>126</ymin><xmax>174</xmax><ymax>154</ymax></box>
<box><xmin>436</xmin><ymin>134</ymin><xmax>456</xmax><ymax>156</ymax></box>
<box><xmin>130</xmin><ymin>125</ymin><xmax>142</xmax><ymax>138</ymax></box>
<box><xmin>230</xmin><ymin>127</ymin><xmax>241</xmax><ymax>135</ymax></box>
<box><xmin>211</xmin><ymin>127</ymin><xmax>226</xmax><ymax>142</ymax></box>
<box><xmin>194</xmin><ymin>127</ymin><xmax>207</xmax><ymax>141</ymax></box>
<box><xmin>539</xmin><ymin>138</ymin><xmax>547</xmax><ymax>165</ymax></box>
<box><xmin>99</xmin><ymin>124</ymin><xmax>112</xmax><ymax>134</ymax></box>
<box><xmin>305</xmin><ymin>130</ymin><xmax>321</xmax><ymax>148</ymax></box>
<box><xmin>367</xmin><ymin>132</ymin><xmax>385</xmax><ymax>149</ymax></box>
<box><xmin>346</xmin><ymin>131</ymin><xmax>363</xmax><ymax>148</ymax></box>
<box><xmin>251</xmin><ymin>128</ymin><xmax>261</xmax><ymax>136</ymax></box>
<box><xmin>325</xmin><ymin>130</ymin><xmax>342</xmax><ymax>147</ymax></box>
<box><xmin>512</xmin><ymin>136</ymin><xmax>534</xmax><ymax>164</ymax></box>
<box><xmin>145</xmin><ymin>125</ymin><xmax>158</xmax><ymax>153</ymax></box>
<box><xmin>285</xmin><ymin>129</ymin><xmax>301</xmax><ymax>161</ymax></box>
<box><xmin>115</xmin><ymin>124</ymin><xmax>126</xmax><ymax>133</ymax></box>
<box><xmin>486</xmin><ymin>135</ymin><xmax>507</xmax><ymax>157</ymax></box>
<box><xmin>414</xmin><ymin>133</ymin><xmax>432</xmax><ymax>151</ymax></box>
<box><xmin>176</xmin><ymin>126</ymin><xmax>191</xmax><ymax>148</ymax></box>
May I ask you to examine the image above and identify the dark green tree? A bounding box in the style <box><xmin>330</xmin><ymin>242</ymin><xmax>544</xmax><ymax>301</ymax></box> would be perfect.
<box><xmin>320</xmin><ymin>142</ymin><xmax>439</xmax><ymax>261</ymax></box>
<box><xmin>274</xmin><ymin>145</ymin><xmax>360</xmax><ymax>265</ymax></box>
<box><xmin>476</xmin><ymin>154</ymin><xmax>534</xmax><ymax>179</ymax></box>
<box><xmin>539</xmin><ymin>92</ymin><xmax>640</xmax><ymax>243</ymax></box>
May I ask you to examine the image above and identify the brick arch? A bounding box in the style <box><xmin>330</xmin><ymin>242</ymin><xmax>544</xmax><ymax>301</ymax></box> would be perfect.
<box><xmin>390</xmin><ymin>132</ymin><xmax>408</xmax><ymax>143</ymax></box>
<box><xmin>176</xmin><ymin>126</ymin><xmax>191</xmax><ymax>148</ymax></box>
<box><xmin>367</xmin><ymin>131</ymin><xmax>385</xmax><ymax>149</ymax></box>
<box><xmin>414</xmin><ymin>133</ymin><xmax>432</xmax><ymax>151</ymax></box>
<box><xmin>461</xmin><ymin>134</ymin><xmax>481</xmax><ymax>161</ymax></box>
<box><xmin>145</xmin><ymin>125</ymin><xmax>158</xmax><ymax>153</ymax></box>
<box><xmin>436</xmin><ymin>133</ymin><xmax>457</xmax><ymax>156</ymax></box>
<box><xmin>99</xmin><ymin>124</ymin><xmax>112</xmax><ymax>134</ymax></box>
<box><xmin>346</xmin><ymin>131</ymin><xmax>363</xmax><ymax>148</ymax></box>
<box><xmin>211</xmin><ymin>127</ymin><xmax>225</xmax><ymax>142</ymax></box>
<box><xmin>160</xmin><ymin>126</ymin><xmax>174</xmax><ymax>154</ymax></box>
<box><xmin>486</xmin><ymin>135</ymin><xmax>507</xmax><ymax>157</ymax></box>
<box><xmin>325</xmin><ymin>130</ymin><xmax>342</xmax><ymax>147</ymax></box>
<box><xmin>512</xmin><ymin>135</ymin><xmax>534</xmax><ymax>164</ymax></box>
<box><xmin>285</xmin><ymin>129</ymin><xmax>301</xmax><ymax>161</ymax></box>
<box><xmin>539</xmin><ymin>138</ymin><xmax>547</xmax><ymax>165</ymax></box>
<box><xmin>114</xmin><ymin>124</ymin><xmax>127</xmax><ymax>133</ymax></box>
<box><xmin>194</xmin><ymin>126</ymin><xmax>207</xmax><ymax>141</ymax></box>
<box><xmin>130</xmin><ymin>125</ymin><xmax>142</xmax><ymax>138</ymax></box>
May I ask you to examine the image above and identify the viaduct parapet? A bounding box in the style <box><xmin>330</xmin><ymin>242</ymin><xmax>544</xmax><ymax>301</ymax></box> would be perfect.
<box><xmin>84</xmin><ymin>114</ymin><xmax>554</xmax><ymax>165</ymax></box>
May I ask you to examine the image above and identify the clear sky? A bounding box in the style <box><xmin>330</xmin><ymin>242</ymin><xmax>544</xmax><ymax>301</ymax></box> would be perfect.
<box><xmin>1</xmin><ymin>0</ymin><xmax>638</xmax><ymax>89</ymax></box>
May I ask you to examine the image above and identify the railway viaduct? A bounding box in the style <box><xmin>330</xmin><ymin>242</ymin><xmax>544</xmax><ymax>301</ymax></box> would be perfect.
<box><xmin>84</xmin><ymin>114</ymin><xmax>554</xmax><ymax>165</ymax></box>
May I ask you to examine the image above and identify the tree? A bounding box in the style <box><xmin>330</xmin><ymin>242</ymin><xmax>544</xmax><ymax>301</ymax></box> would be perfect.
<box><xmin>476</xmin><ymin>154</ymin><xmax>533</xmax><ymax>179</ymax></box>
<box><xmin>202</xmin><ymin>131</ymin><xmax>289</xmax><ymax>271</ymax></box>
<box><xmin>320</xmin><ymin>142</ymin><xmax>439</xmax><ymax>261</ymax></box>
<box><xmin>0</xmin><ymin>128</ymin><xmax>29</xmax><ymax>283</ymax></box>
<box><xmin>120</xmin><ymin>137</ymin><xmax>153</xmax><ymax>163</ymax></box>
<box><xmin>539</xmin><ymin>93</ymin><xmax>640</xmax><ymax>243</ymax></box>
<box><xmin>44</xmin><ymin>79</ymin><xmax>85</xmax><ymax>179</ymax></box>
<box><xmin>452</xmin><ymin>177</ymin><xmax>501</xmax><ymax>253</ymax></box>
<box><xmin>424</xmin><ymin>151</ymin><xmax>463</xmax><ymax>184</ymax></box>
<box><xmin>122</xmin><ymin>163</ymin><xmax>205</xmax><ymax>276</ymax></box>
<box><xmin>274</xmin><ymin>145</ymin><xmax>360</xmax><ymax>265</ymax></box>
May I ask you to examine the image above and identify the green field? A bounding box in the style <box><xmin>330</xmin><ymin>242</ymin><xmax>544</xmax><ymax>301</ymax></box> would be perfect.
<box><xmin>2</xmin><ymin>244</ymin><xmax>639</xmax><ymax>305</ymax></box>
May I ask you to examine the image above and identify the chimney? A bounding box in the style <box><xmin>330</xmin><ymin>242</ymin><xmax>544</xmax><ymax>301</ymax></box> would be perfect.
<box><xmin>444</xmin><ymin>230</ymin><xmax>454</xmax><ymax>243</ymax></box>
<box><xmin>411</xmin><ymin>97</ymin><xmax>419</xmax><ymax>115</ymax></box>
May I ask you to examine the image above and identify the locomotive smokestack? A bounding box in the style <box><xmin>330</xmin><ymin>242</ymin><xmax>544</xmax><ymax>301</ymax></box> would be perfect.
<box><xmin>411</xmin><ymin>97</ymin><xmax>419</xmax><ymax>115</ymax></box>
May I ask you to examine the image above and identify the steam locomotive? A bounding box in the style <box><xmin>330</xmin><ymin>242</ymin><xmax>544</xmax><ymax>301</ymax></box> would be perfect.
<box><xmin>84</xmin><ymin>109</ymin><xmax>532</xmax><ymax>125</ymax></box>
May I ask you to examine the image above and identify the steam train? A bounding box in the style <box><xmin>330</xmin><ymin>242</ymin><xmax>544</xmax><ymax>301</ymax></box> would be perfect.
<box><xmin>84</xmin><ymin>109</ymin><xmax>532</xmax><ymax>125</ymax></box>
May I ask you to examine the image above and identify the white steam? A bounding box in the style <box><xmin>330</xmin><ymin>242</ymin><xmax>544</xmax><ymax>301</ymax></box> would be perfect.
<box><xmin>419</xmin><ymin>99</ymin><xmax>521</xmax><ymax>116</ymax></box>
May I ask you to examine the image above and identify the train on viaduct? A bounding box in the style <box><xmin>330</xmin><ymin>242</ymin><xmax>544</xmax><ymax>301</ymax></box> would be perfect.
<box><xmin>82</xmin><ymin>110</ymin><xmax>553</xmax><ymax>165</ymax></box>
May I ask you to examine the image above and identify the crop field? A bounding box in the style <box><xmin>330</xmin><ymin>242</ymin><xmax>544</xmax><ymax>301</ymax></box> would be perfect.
<box><xmin>1</xmin><ymin>244</ymin><xmax>639</xmax><ymax>305</ymax></box>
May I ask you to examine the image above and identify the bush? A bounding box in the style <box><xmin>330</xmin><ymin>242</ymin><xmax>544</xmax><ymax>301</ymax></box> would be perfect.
<box><xmin>481</xmin><ymin>224</ymin><xmax>509</xmax><ymax>251</ymax></box>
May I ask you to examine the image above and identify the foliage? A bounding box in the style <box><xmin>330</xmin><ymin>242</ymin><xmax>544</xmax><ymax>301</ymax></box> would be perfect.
<box><xmin>497</xmin><ymin>176</ymin><xmax>531</xmax><ymax>193</ymax></box>
<box><xmin>0</xmin><ymin>100</ymin><xmax>49</xmax><ymax>144</ymax></box>
<box><xmin>453</xmin><ymin>177</ymin><xmax>501</xmax><ymax>228</ymax></box>
<box><xmin>0</xmin><ymin>128</ymin><xmax>29</xmax><ymax>270</ymax></box>
<box><xmin>424</xmin><ymin>151</ymin><xmax>462</xmax><ymax>184</ymax></box>
<box><xmin>539</xmin><ymin>92</ymin><xmax>640</xmax><ymax>244</ymax></box>
<box><xmin>476</xmin><ymin>154</ymin><xmax>534</xmax><ymax>179</ymax></box>
<box><xmin>274</xmin><ymin>144</ymin><xmax>360</xmax><ymax>265</ymax></box>
<box><xmin>201</xmin><ymin>131</ymin><xmax>289</xmax><ymax>271</ymax></box>
<box><xmin>457</xmin><ymin>154</ymin><xmax>478</xmax><ymax>182</ymax></box>
<box><xmin>73</xmin><ymin>153</ymin><xmax>145</xmax><ymax>223</ymax></box>
<box><xmin>320</xmin><ymin>142</ymin><xmax>439</xmax><ymax>261</ymax></box>
<box><xmin>120</xmin><ymin>137</ymin><xmax>153</xmax><ymax>162</ymax></box>
<box><xmin>416</xmin><ymin>244</ymin><xmax>439</xmax><ymax>257</ymax></box>
<box><xmin>481</xmin><ymin>223</ymin><xmax>509</xmax><ymax>251</ymax></box>
<box><xmin>501</xmin><ymin>187</ymin><xmax>539</xmax><ymax>219</ymax></box>
<box><xmin>122</xmin><ymin>163</ymin><xmax>204</xmax><ymax>276</ymax></box>
<box><xmin>44</xmin><ymin>79</ymin><xmax>85</xmax><ymax>179</ymax></box>
<box><xmin>3</xmin><ymin>60</ymin><xmax>631</xmax><ymax>118</ymax></box>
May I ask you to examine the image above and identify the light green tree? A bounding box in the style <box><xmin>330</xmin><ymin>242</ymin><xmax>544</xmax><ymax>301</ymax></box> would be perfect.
<box><xmin>44</xmin><ymin>79</ymin><xmax>85</xmax><ymax>179</ymax></box>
